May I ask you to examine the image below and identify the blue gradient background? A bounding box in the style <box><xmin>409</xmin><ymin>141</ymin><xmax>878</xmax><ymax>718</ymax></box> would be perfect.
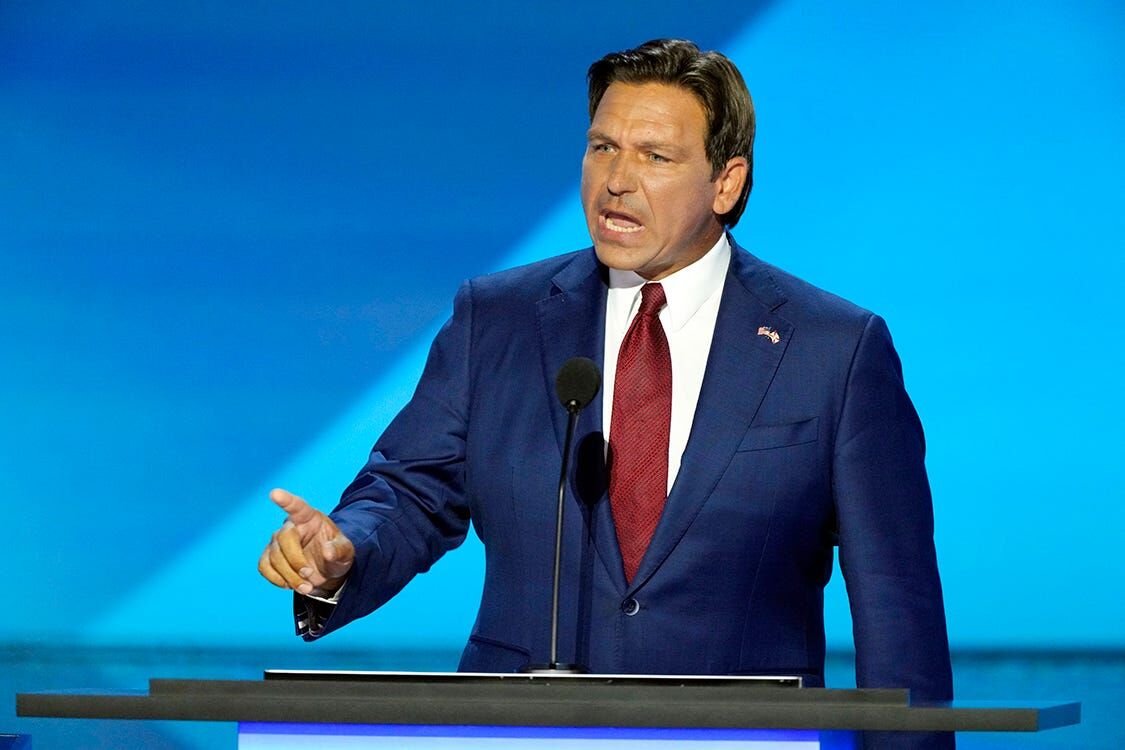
<box><xmin>3</xmin><ymin>1</ymin><xmax>1123</xmax><ymax>747</ymax></box>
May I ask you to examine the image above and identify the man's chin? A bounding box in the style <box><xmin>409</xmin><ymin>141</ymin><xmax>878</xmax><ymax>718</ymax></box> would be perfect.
<box><xmin>593</xmin><ymin>243</ymin><xmax>650</xmax><ymax>270</ymax></box>
<box><xmin>595</xmin><ymin>249</ymin><xmax>671</xmax><ymax>282</ymax></box>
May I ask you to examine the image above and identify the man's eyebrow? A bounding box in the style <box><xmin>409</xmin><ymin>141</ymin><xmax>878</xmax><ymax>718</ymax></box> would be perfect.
<box><xmin>586</xmin><ymin>129</ymin><xmax>615</xmax><ymax>143</ymax></box>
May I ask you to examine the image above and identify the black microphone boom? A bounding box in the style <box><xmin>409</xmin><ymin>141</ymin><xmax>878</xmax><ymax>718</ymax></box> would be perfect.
<box><xmin>524</xmin><ymin>357</ymin><xmax>601</xmax><ymax>674</ymax></box>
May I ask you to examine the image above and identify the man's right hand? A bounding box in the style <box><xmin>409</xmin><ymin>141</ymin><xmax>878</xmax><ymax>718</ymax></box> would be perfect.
<box><xmin>258</xmin><ymin>488</ymin><xmax>355</xmax><ymax>598</ymax></box>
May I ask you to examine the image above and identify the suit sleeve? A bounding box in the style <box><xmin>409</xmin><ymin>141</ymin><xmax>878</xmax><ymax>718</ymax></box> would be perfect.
<box><xmin>833</xmin><ymin>313</ymin><xmax>954</xmax><ymax>705</ymax></box>
<box><xmin>295</xmin><ymin>280</ymin><xmax>476</xmax><ymax>640</ymax></box>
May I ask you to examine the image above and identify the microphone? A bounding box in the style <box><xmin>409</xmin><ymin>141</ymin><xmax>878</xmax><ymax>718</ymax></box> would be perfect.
<box><xmin>524</xmin><ymin>357</ymin><xmax>601</xmax><ymax>674</ymax></box>
<box><xmin>556</xmin><ymin>356</ymin><xmax>601</xmax><ymax>413</ymax></box>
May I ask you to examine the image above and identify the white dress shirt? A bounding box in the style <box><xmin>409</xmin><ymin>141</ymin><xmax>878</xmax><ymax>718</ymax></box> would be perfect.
<box><xmin>602</xmin><ymin>234</ymin><xmax>731</xmax><ymax>495</ymax></box>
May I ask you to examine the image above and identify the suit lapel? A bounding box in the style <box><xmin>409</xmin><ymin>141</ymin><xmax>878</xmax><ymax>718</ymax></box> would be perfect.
<box><xmin>535</xmin><ymin>250</ymin><xmax>607</xmax><ymax>453</ymax></box>
<box><xmin>627</xmin><ymin>244</ymin><xmax>794</xmax><ymax>593</ymax></box>
<box><xmin>535</xmin><ymin>250</ymin><xmax>629</xmax><ymax>594</ymax></box>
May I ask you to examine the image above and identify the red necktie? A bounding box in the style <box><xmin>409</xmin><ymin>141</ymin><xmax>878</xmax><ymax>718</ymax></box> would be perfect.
<box><xmin>609</xmin><ymin>283</ymin><xmax>672</xmax><ymax>584</ymax></box>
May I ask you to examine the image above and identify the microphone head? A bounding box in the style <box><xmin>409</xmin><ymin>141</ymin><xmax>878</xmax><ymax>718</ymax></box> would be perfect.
<box><xmin>555</xmin><ymin>357</ymin><xmax>601</xmax><ymax>411</ymax></box>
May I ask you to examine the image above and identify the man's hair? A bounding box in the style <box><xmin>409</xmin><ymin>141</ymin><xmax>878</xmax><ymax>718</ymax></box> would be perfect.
<box><xmin>587</xmin><ymin>39</ymin><xmax>756</xmax><ymax>228</ymax></box>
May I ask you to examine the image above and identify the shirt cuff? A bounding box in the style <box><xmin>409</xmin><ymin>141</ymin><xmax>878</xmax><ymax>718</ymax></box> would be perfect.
<box><xmin>306</xmin><ymin>577</ymin><xmax>347</xmax><ymax>604</ymax></box>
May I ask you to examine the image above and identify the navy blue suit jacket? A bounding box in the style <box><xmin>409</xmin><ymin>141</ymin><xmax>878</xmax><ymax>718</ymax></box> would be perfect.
<box><xmin>308</xmin><ymin>239</ymin><xmax>953</xmax><ymax>703</ymax></box>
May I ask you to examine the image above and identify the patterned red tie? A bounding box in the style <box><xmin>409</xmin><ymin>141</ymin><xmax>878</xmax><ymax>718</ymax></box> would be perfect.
<box><xmin>609</xmin><ymin>283</ymin><xmax>672</xmax><ymax>584</ymax></box>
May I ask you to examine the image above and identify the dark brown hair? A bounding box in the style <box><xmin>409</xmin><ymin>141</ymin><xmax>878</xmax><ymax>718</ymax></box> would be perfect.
<box><xmin>587</xmin><ymin>39</ymin><xmax>756</xmax><ymax>228</ymax></box>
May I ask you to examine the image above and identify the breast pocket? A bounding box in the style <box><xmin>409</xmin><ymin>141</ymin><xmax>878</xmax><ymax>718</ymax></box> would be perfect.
<box><xmin>736</xmin><ymin>417</ymin><xmax>819</xmax><ymax>452</ymax></box>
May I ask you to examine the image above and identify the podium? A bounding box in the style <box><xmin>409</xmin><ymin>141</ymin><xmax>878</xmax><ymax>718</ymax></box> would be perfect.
<box><xmin>17</xmin><ymin>671</ymin><xmax>1080</xmax><ymax>748</ymax></box>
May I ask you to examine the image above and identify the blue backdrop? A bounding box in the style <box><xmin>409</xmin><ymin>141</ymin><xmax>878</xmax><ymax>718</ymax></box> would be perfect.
<box><xmin>4</xmin><ymin>0</ymin><xmax>1123</xmax><ymax>661</ymax></box>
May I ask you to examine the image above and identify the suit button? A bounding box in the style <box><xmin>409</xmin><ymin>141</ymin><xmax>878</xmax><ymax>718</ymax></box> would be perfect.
<box><xmin>621</xmin><ymin>598</ymin><xmax>640</xmax><ymax>616</ymax></box>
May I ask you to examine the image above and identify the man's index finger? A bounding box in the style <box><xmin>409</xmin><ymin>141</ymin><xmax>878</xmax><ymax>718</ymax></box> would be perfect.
<box><xmin>269</xmin><ymin>488</ymin><xmax>319</xmax><ymax>524</ymax></box>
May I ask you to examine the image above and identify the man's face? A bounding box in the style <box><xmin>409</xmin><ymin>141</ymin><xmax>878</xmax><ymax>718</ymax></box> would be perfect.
<box><xmin>581</xmin><ymin>82</ymin><xmax>745</xmax><ymax>281</ymax></box>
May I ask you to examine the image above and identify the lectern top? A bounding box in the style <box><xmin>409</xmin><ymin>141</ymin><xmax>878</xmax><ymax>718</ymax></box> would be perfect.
<box><xmin>264</xmin><ymin>669</ymin><xmax>803</xmax><ymax>688</ymax></box>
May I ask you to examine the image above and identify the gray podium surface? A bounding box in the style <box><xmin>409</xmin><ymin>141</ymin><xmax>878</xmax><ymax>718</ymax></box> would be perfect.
<box><xmin>16</xmin><ymin>673</ymin><xmax>1080</xmax><ymax>734</ymax></box>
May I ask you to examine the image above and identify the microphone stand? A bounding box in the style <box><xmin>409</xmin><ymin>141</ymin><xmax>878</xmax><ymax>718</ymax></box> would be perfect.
<box><xmin>524</xmin><ymin>399</ymin><xmax>587</xmax><ymax>674</ymax></box>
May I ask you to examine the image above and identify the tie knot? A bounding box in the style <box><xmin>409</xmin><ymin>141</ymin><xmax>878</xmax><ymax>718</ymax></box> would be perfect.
<box><xmin>638</xmin><ymin>283</ymin><xmax>667</xmax><ymax>316</ymax></box>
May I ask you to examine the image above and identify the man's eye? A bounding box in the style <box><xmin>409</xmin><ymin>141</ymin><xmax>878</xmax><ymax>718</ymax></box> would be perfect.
<box><xmin>591</xmin><ymin>143</ymin><xmax>613</xmax><ymax>153</ymax></box>
<box><xmin>648</xmin><ymin>152</ymin><xmax>670</xmax><ymax>163</ymax></box>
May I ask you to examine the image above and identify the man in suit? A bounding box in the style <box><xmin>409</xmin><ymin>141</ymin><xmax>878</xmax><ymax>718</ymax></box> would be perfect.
<box><xmin>259</xmin><ymin>38</ymin><xmax>952</xmax><ymax>716</ymax></box>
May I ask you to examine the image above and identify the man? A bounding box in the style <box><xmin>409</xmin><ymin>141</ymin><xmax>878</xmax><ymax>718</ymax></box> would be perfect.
<box><xmin>259</xmin><ymin>38</ymin><xmax>953</xmax><ymax>713</ymax></box>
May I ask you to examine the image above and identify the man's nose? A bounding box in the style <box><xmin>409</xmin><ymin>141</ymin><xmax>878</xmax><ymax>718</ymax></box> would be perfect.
<box><xmin>606</xmin><ymin>154</ymin><xmax>637</xmax><ymax>196</ymax></box>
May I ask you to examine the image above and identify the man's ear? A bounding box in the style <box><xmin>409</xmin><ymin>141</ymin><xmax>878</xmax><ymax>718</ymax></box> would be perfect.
<box><xmin>712</xmin><ymin>157</ymin><xmax>749</xmax><ymax>216</ymax></box>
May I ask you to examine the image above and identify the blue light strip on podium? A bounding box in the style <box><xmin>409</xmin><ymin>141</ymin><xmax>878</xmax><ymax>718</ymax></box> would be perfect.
<box><xmin>238</xmin><ymin>723</ymin><xmax>854</xmax><ymax>749</ymax></box>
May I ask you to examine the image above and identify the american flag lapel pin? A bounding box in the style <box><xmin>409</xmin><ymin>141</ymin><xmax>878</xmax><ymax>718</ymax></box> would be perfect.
<box><xmin>757</xmin><ymin>325</ymin><xmax>780</xmax><ymax>344</ymax></box>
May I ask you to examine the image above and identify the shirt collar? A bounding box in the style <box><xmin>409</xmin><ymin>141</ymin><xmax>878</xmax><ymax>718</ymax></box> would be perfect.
<box><xmin>607</xmin><ymin>233</ymin><xmax>731</xmax><ymax>333</ymax></box>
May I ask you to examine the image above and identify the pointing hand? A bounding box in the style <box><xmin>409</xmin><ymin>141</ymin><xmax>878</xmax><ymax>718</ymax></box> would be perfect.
<box><xmin>258</xmin><ymin>488</ymin><xmax>355</xmax><ymax>598</ymax></box>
